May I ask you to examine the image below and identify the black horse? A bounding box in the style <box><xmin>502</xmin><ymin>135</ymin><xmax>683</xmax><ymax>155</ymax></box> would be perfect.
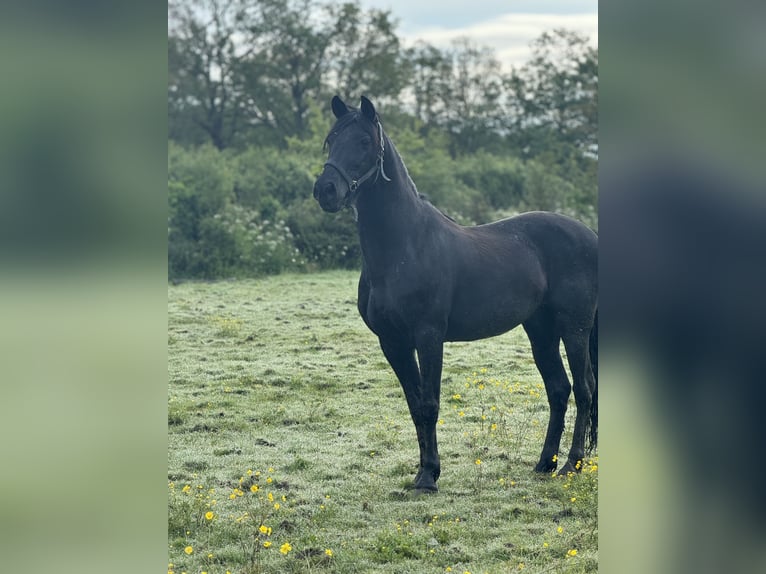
<box><xmin>313</xmin><ymin>95</ymin><xmax>598</xmax><ymax>492</ymax></box>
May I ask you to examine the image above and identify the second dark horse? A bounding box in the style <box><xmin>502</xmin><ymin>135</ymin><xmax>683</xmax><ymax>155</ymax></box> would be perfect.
<box><xmin>313</xmin><ymin>95</ymin><xmax>598</xmax><ymax>492</ymax></box>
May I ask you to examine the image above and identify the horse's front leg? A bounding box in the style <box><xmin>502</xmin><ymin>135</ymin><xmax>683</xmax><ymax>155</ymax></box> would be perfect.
<box><xmin>413</xmin><ymin>334</ymin><xmax>444</xmax><ymax>492</ymax></box>
<box><xmin>379</xmin><ymin>336</ymin><xmax>442</xmax><ymax>492</ymax></box>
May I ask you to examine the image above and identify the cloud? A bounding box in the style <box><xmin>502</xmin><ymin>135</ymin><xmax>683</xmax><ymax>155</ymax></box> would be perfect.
<box><xmin>403</xmin><ymin>12</ymin><xmax>598</xmax><ymax>69</ymax></box>
<box><xmin>363</xmin><ymin>0</ymin><xmax>597</xmax><ymax>27</ymax></box>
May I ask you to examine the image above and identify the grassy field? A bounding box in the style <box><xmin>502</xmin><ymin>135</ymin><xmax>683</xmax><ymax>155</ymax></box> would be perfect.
<box><xmin>168</xmin><ymin>271</ymin><xmax>598</xmax><ymax>574</ymax></box>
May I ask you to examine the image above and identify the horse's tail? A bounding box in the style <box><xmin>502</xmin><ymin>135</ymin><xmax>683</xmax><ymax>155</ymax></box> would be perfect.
<box><xmin>586</xmin><ymin>308</ymin><xmax>598</xmax><ymax>453</ymax></box>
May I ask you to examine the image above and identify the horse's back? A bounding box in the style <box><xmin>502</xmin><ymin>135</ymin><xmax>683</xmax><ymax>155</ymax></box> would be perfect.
<box><xmin>445</xmin><ymin>212</ymin><xmax>597</xmax><ymax>340</ymax></box>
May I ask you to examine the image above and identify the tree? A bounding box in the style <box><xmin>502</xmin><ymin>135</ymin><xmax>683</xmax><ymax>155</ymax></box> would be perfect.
<box><xmin>168</xmin><ymin>0</ymin><xmax>262</xmax><ymax>150</ymax></box>
<box><xmin>405</xmin><ymin>38</ymin><xmax>504</xmax><ymax>155</ymax></box>
<box><xmin>327</xmin><ymin>3</ymin><xmax>409</xmax><ymax>105</ymax></box>
<box><xmin>169</xmin><ymin>0</ymin><xmax>410</xmax><ymax>148</ymax></box>
<box><xmin>237</xmin><ymin>0</ymin><xmax>336</xmax><ymax>140</ymax></box>
<box><xmin>407</xmin><ymin>42</ymin><xmax>453</xmax><ymax>127</ymax></box>
<box><xmin>505</xmin><ymin>29</ymin><xmax>598</xmax><ymax>156</ymax></box>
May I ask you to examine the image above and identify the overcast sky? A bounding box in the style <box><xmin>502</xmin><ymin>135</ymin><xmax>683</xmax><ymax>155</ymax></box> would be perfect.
<box><xmin>357</xmin><ymin>0</ymin><xmax>598</xmax><ymax>69</ymax></box>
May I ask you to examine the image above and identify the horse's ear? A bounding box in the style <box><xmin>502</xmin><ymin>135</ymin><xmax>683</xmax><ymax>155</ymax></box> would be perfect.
<box><xmin>360</xmin><ymin>95</ymin><xmax>377</xmax><ymax>122</ymax></box>
<box><xmin>331</xmin><ymin>95</ymin><xmax>350</xmax><ymax>119</ymax></box>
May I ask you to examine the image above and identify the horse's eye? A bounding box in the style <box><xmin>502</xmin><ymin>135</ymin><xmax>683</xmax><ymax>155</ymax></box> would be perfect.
<box><xmin>360</xmin><ymin>136</ymin><xmax>372</xmax><ymax>147</ymax></box>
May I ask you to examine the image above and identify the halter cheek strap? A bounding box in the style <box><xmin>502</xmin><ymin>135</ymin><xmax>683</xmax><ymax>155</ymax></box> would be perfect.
<box><xmin>323</xmin><ymin>120</ymin><xmax>391</xmax><ymax>208</ymax></box>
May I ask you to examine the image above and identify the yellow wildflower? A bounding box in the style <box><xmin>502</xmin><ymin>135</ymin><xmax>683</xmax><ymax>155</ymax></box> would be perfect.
<box><xmin>325</xmin><ymin>549</ymin><xmax>333</xmax><ymax>557</ymax></box>
<box><xmin>263</xmin><ymin>541</ymin><xmax>272</xmax><ymax>548</ymax></box>
<box><xmin>205</xmin><ymin>511</ymin><xmax>214</xmax><ymax>520</ymax></box>
<box><xmin>183</xmin><ymin>546</ymin><xmax>193</xmax><ymax>555</ymax></box>
<box><xmin>567</xmin><ymin>549</ymin><xmax>578</xmax><ymax>557</ymax></box>
<box><xmin>280</xmin><ymin>542</ymin><xmax>292</xmax><ymax>555</ymax></box>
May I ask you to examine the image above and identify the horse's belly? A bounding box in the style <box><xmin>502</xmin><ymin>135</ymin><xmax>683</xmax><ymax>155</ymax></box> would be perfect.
<box><xmin>444</xmin><ymin>285</ymin><xmax>543</xmax><ymax>342</ymax></box>
<box><xmin>444</xmin><ymin>311</ymin><xmax>525</xmax><ymax>342</ymax></box>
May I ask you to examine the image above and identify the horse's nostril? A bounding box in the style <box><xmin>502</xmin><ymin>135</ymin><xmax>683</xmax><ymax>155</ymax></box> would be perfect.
<box><xmin>315</xmin><ymin>181</ymin><xmax>334</xmax><ymax>200</ymax></box>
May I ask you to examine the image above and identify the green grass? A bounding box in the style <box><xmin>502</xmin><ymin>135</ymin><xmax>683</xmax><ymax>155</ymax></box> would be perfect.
<box><xmin>168</xmin><ymin>271</ymin><xmax>597</xmax><ymax>574</ymax></box>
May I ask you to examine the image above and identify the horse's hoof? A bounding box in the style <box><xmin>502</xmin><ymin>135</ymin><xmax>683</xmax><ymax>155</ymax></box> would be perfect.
<box><xmin>411</xmin><ymin>466</ymin><xmax>439</xmax><ymax>493</ymax></box>
<box><xmin>534</xmin><ymin>460</ymin><xmax>557</xmax><ymax>473</ymax></box>
<box><xmin>557</xmin><ymin>461</ymin><xmax>581</xmax><ymax>476</ymax></box>
<box><xmin>413</xmin><ymin>474</ymin><xmax>439</xmax><ymax>493</ymax></box>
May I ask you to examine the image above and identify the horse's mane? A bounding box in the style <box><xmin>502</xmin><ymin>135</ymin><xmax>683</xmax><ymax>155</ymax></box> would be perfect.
<box><xmin>418</xmin><ymin>193</ymin><xmax>458</xmax><ymax>223</ymax></box>
<box><xmin>385</xmin><ymin>136</ymin><xmax>458</xmax><ymax>223</ymax></box>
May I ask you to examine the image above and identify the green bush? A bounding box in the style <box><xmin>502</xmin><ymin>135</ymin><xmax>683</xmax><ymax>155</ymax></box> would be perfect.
<box><xmin>168</xmin><ymin>144</ymin><xmax>237</xmax><ymax>278</ymax></box>
<box><xmin>167</xmin><ymin>130</ymin><xmax>597</xmax><ymax>280</ymax></box>
<box><xmin>169</xmin><ymin>144</ymin><xmax>309</xmax><ymax>278</ymax></box>
<box><xmin>230</xmin><ymin>148</ymin><xmax>315</xmax><ymax>217</ymax></box>
<box><xmin>287</xmin><ymin>198</ymin><xmax>360</xmax><ymax>270</ymax></box>
<box><xmin>213</xmin><ymin>203</ymin><xmax>307</xmax><ymax>276</ymax></box>
<box><xmin>454</xmin><ymin>152</ymin><xmax>525</xmax><ymax>211</ymax></box>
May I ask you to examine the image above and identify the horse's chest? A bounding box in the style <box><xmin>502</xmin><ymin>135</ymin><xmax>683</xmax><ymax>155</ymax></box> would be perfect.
<box><xmin>359</xmin><ymin>282</ymin><xmax>433</xmax><ymax>341</ymax></box>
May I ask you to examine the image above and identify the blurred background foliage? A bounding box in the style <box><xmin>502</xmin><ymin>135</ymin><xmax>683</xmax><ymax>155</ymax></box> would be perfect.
<box><xmin>168</xmin><ymin>0</ymin><xmax>598</xmax><ymax>279</ymax></box>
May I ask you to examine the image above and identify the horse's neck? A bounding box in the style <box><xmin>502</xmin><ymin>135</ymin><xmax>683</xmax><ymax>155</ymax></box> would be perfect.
<box><xmin>355</xmin><ymin>144</ymin><xmax>423</xmax><ymax>273</ymax></box>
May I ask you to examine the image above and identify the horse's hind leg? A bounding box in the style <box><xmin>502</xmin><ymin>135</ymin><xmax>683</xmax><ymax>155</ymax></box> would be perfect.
<box><xmin>559</xmin><ymin>329</ymin><xmax>596</xmax><ymax>474</ymax></box>
<box><xmin>523</xmin><ymin>314</ymin><xmax>571</xmax><ymax>473</ymax></box>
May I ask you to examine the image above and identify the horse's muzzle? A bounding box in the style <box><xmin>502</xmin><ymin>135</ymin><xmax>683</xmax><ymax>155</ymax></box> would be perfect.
<box><xmin>313</xmin><ymin>180</ymin><xmax>344</xmax><ymax>213</ymax></box>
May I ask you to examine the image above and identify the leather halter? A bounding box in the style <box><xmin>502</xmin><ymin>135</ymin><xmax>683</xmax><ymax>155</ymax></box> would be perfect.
<box><xmin>323</xmin><ymin>118</ymin><xmax>391</xmax><ymax>208</ymax></box>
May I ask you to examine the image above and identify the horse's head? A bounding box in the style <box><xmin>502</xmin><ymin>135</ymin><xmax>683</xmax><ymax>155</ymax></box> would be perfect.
<box><xmin>313</xmin><ymin>95</ymin><xmax>389</xmax><ymax>212</ymax></box>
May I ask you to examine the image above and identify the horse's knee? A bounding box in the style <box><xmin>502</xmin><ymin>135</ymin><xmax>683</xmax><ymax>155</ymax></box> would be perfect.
<box><xmin>547</xmin><ymin>385</ymin><xmax>570</xmax><ymax>413</ymax></box>
<box><xmin>418</xmin><ymin>400</ymin><xmax>440</xmax><ymax>426</ymax></box>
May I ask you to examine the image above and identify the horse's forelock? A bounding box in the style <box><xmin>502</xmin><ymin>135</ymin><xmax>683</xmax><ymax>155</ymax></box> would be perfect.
<box><xmin>324</xmin><ymin>111</ymin><xmax>379</xmax><ymax>151</ymax></box>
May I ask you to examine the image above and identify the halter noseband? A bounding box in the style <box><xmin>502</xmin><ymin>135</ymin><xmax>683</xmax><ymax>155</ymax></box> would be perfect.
<box><xmin>323</xmin><ymin>118</ymin><xmax>391</xmax><ymax>208</ymax></box>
